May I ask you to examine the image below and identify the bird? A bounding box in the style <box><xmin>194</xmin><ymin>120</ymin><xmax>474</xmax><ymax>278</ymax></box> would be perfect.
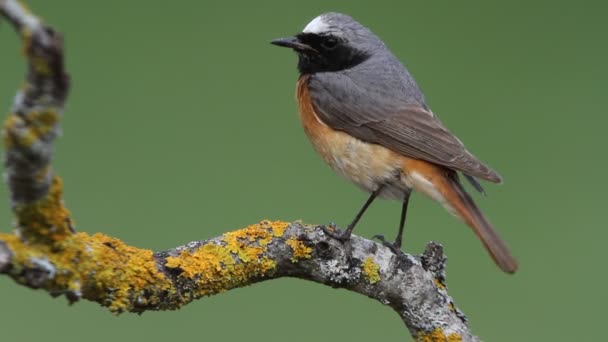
<box><xmin>271</xmin><ymin>12</ymin><xmax>517</xmax><ymax>273</ymax></box>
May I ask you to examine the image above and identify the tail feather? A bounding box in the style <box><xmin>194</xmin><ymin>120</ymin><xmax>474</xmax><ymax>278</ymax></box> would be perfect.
<box><xmin>403</xmin><ymin>158</ymin><xmax>518</xmax><ymax>273</ymax></box>
<box><xmin>445</xmin><ymin>175</ymin><xmax>518</xmax><ymax>274</ymax></box>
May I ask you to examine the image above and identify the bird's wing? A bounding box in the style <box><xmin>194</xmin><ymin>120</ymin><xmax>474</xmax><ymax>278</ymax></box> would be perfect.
<box><xmin>307</xmin><ymin>73</ymin><xmax>502</xmax><ymax>183</ymax></box>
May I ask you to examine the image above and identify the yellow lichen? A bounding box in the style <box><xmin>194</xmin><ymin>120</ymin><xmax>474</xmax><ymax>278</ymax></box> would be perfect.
<box><xmin>163</xmin><ymin>221</ymin><xmax>287</xmax><ymax>300</ymax></box>
<box><xmin>17</xmin><ymin>1</ymin><xmax>33</xmax><ymax>14</ymax></box>
<box><xmin>224</xmin><ymin>223</ymin><xmax>267</xmax><ymax>261</ymax></box>
<box><xmin>0</xmin><ymin>231</ymin><xmax>172</xmax><ymax>313</ymax></box>
<box><xmin>268</xmin><ymin>220</ymin><xmax>289</xmax><ymax>237</ymax></box>
<box><xmin>36</xmin><ymin>109</ymin><xmax>59</xmax><ymax>126</ymax></box>
<box><xmin>222</xmin><ymin>220</ymin><xmax>287</xmax><ymax>262</ymax></box>
<box><xmin>0</xmin><ymin>217</ymin><xmax>290</xmax><ymax>313</ymax></box>
<box><xmin>20</xmin><ymin>27</ymin><xmax>33</xmax><ymax>55</ymax></box>
<box><xmin>362</xmin><ymin>257</ymin><xmax>381</xmax><ymax>284</ymax></box>
<box><xmin>25</xmin><ymin>109</ymin><xmax>59</xmax><ymax>139</ymax></box>
<box><xmin>3</xmin><ymin>115</ymin><xmax>18</xmax><ymax>148</ymax></box>
<box><xmin>34</xmin><ymin>165</ymin><xmax>51</xmax><ymax>183</ymax></box>
<box><xmin>1</xmin><ymin>2</ymin><xmax>299</xmax><ymax>314</ymax></box>
<box><xmin>30</xmin><ymin>56</ymin><xmax>52</xmax><ymax>76</ymax></box>
<box><xmin>166</xmin><ymin>243</ymin><xmax>235</xmax><ymax>278</ymax></box>
<box><xmin>0</xmin><ymin>169</ymin><xmax>178</xmax><ymax>313</ymax></box>
<box><xmin>19</xmin><ymin>129</ymin><xmax>39</xmax><ymax>147</ymax></box>
<box><xmin>14</xmin><ymin>176</ymin><xmax>72</xmax><ymax>243</ymax></box>
<box><xmin>417</xmin><ymin>328</ymin><xmax>462</xmax><ymax>342</ymax></box>
<box><xmin>324</xmin><ymin>224</ymin><xmax>336</xmax><ymax>232</ymax></box>
<box><xmin>3</xmin><ymin>110</ymin><xmax>60</xmax><ymax>148</ymax></box>
<box><xmin>434</xmin><ymin>278</ymin><xmax>446</xmax><ymax>290</ymax></box>
<box><xmin>286</xmin><ymin>237</ymin><xmax>312</xmax><ymax>262</ymax></box>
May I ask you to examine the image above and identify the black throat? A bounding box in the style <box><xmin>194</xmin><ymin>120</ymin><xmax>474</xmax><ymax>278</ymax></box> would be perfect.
<box><xmin>295</xmin><ymin>33</ymin><xmax>370</xmax><ymax>74</ymax></box>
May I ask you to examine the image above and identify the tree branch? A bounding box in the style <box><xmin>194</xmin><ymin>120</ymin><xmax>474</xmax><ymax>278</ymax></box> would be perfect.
<box><xmin>0</xmin><ymin>1</ymin><xmax>479</xmax><ymax>341</ymax></box>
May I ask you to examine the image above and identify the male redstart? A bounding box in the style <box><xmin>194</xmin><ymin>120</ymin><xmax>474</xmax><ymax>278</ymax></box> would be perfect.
<box><xmin>272</xmin><ymin>13</ymin><xmax>517</xmax><ymax>273</ymax></box>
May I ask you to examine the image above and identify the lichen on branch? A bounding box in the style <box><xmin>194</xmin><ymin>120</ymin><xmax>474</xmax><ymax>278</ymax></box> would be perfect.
<box><xmin>0</xmin><ymin>216</ymin><xmax>476</xmax><ymax>342</ymax></box>
<box><xmin>1</xmin><ymin>0</ymin><xmax>71</xmax><ymax>244</ymax></box>
<box><xmin>0</xmin><ymin>1</ymin><xmax>480</xmax><ymax>341</ymax></box>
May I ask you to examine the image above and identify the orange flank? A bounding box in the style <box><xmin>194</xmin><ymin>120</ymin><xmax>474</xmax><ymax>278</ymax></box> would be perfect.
<box><xmin>297</xmin><ymin>75</ymin><xmax>404</xmax><ymax>199</ymax></box>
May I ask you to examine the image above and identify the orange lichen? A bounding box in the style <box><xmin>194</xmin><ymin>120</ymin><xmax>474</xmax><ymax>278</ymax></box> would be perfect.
<box><xmin>362</xmin><ymin>257</ymin><xmax>380</xmax><ymax>284</ymax></box>
<box><xmin>417</xmin><ymin>328</ymin><xmax>462</xmax><ymax>342</ymax></box>
<box><xmin>13</xmin><ymin>176</ymin><xmax>72</xmax><ymax>243</ymax></box>
<box><xmin>286</xmin><ymin>237</ymin><xmax>312</xmax><ymax>262</ymax></box>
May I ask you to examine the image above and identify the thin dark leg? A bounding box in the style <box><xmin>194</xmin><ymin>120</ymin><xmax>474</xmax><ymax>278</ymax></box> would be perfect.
<box><xmin>393</xmin><ymin>191</ymin><xmax>412</xmax><ymax>249</ymax></box>
<box><xmin>343</xmin><ymin>185</ymin><xmax>384</xmax><ymax>238</ymax></box>
<box><xmin>323</xmin><ymin>184</ymin><xmax>385</xmax><ymax>241</ymax></box>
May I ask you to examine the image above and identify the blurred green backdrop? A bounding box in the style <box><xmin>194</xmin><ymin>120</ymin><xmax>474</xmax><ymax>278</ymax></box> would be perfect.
<box><xmin>1</xmin><ymin>0</ymin><xmax>605</xmax><ymax>341</ymax></box>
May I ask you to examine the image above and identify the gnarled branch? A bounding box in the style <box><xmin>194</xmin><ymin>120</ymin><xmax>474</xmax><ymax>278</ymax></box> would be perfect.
<box><xmin>0</xmin><ymin>2</ymin><xmax>479</xmax><ymax>341</ymax></box>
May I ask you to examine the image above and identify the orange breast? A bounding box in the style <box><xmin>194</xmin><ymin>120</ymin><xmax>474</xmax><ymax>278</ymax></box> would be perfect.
<box><xmin>296</xmin><ymin>75</ymin><xmax>407</xmax><ymax>198</ymax></box>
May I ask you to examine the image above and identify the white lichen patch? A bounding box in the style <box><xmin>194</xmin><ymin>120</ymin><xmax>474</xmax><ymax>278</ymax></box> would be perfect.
<box><xmin>321</xmin><ymin>259</ymin><xmax>360</xmax><ymax>283</ymax></box>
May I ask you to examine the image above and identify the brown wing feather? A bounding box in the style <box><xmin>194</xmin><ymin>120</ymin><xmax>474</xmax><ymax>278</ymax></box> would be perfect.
<box><xmin>306</xmin><ymin>74</ymin><xmax>502</xmax><ymax>183</ymax></box>
<box><xmin>366</xmin><ymin>106</ymin><xmax>502</xmax><ymax>183</ymax></box>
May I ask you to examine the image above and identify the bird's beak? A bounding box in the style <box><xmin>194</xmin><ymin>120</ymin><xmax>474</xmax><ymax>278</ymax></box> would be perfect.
<box><xmin>271</xmin><ymin>36</ymin><xmax>317</xmax><ymax>53</ymax></box>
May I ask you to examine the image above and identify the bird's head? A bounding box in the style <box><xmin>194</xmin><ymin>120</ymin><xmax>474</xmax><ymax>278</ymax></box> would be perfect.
<box><xmin>271</xmin><ymin>13</ymin><xmax>384</xmax><ymax>74</ymax></box>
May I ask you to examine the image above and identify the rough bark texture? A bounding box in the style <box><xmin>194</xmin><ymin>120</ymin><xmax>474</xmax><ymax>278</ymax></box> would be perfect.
<box><xmin>0</xmin><ymin>1</ymin><xmax>480</xmax><ymax>341</ymax></box>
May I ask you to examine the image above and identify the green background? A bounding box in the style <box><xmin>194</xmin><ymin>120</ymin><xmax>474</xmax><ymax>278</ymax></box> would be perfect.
<box><xmin>1</xmin><ymin>1</ymin><xmax>605</xmax><ymax>341</ymax></box>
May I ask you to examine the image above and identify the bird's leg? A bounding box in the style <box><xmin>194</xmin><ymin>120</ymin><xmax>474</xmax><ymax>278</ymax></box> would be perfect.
<box><xmin>322</xmin><ymin>184</ymin><xmax>385</xmax><ymax>242</ymax></box>
<box><xmin>374</xmin><ymin>190</ymin><xmax>411</xmax><ymax>253</ymax></box>
<box><xmin>393</xmin><ymin>191</ymin><xmax>412</xmax><ymax>248</ymax></box>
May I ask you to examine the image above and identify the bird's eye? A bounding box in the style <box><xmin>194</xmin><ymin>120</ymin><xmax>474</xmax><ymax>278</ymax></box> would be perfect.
<box><xmin>322</xmin><ymin>37</ymin><xmax>338</xmax><ymax>50</ymax></box>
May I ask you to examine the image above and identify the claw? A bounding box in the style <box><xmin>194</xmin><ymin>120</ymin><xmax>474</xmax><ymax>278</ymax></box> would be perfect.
<box><xmin>372</xmin><ymin>234</ymin><xmax>402</xmax><ymax>254</ymax></box>
<box><xmin>321</xmin><ymin>224</ymin><xmax>351</xmax><ymax>242</ymax></box>
<box><xmin>372</xmin><ymin>234</ymin><xmax>387</xmax><ymax>242</ymax></box>
<box><xmin>382</xmin><ymin>241</ymin><xmax>403</xmax><ymax>254</ymax></box>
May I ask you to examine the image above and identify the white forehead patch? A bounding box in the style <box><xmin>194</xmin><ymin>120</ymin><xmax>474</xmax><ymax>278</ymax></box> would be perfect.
<box><xmin>303</xmin><ymin>16</ymin><xmax>330</xmax><ymax>34</ymax></box>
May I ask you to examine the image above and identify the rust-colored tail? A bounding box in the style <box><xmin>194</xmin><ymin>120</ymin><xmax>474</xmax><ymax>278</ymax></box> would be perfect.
<box><xmin>404</xmin><ymin>157</ymin><xmax>518</xmax><ymax>273</ymax></box>
<box><xmin>442</xmin><ymin>175</ymin><xmax>518</xmax><ymax>273</ymax></box>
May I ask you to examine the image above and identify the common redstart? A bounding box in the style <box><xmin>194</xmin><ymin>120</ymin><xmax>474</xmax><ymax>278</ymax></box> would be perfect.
<box><xmin>272</xmin><ymin>13</ymin><xmax>517</xmax><ymax>273</ymax></box>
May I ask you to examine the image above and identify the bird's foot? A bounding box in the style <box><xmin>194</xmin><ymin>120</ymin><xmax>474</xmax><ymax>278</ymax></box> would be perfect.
<box><xmin>320</xmin><ymin>222</ymin><xmax>352</xmax><ymax>242</ymax></box>
<box><xmin>372</xmin><ymin>234</ymin><xmax>403</xmax><ymax>255</ymax></box>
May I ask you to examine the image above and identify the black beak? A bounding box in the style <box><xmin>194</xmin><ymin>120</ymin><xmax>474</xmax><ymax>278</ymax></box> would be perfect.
<box><xmin>271</xmin><ymin>36</ymin><xmax>317</xmax><ymax>53</ymax></box>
